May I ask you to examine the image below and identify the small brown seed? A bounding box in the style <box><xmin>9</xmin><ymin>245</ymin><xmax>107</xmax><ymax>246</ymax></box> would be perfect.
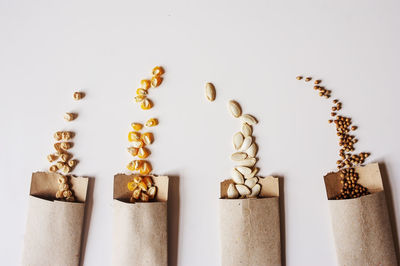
<box><xmin>305</xmin><ymin>77</ymin><xmax>312</xmax><ymax>82</ymax></box>
<box><xmin>73</xmin><ymin>91</ymin><xmax>85</xmax><ymax>100</ymax></box>
<box><xmin>314</xmin><ymin>80</ymin><xmax>321</xmax><ymax>84</ymax></box>
<box><xmin>296</xmin><ymin>76</ymin><xmax>303</xmax><ymax>80</ymax></box>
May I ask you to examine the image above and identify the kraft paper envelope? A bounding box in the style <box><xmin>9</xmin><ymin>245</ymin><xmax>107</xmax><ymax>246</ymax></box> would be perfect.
<box><xmin>219</xmin><ymin>176</ymin><xmax>281</xmax><ymax>266</ymax></box>
<box><xmin>324</xmin><ymin>163</ymin><xmax>397</xmax><ymax>266</ymax></box>
<box><xmin>22</xmin><ymin>172</ymin><xmax>88</xmax><ymax>266</ymax></box>
<box><xmin>112</xmin><ymin>174</ymin><xmax>169</xmax><ymax>266</ymax></box>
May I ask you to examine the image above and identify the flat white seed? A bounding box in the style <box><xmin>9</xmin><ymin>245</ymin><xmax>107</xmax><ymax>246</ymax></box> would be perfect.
<box><xmin>240</xmin><ymin>136</ymin><xmax>252</xmax><ymax>151</ymax></box>
<box><xmin>228</xmin><ymin>100</ymin><xmax>242</xmax><ymax>118</ymax></box>
<box><xmin>205</xmin><ymin>83</ymin><xmax>216</xmax><ymax>101</ymax></box>
<box><xmin>245</xmin><ymin>167</ymin><xmax>259</xmax><ymax>179</ymax></box>
<box><xmin>231</xmin><ymin>168</ymin><xmax>244</xmax><ymax>184</ymax></box>
<box><xmin>235</xmin><ymin>184</ymin><xmax>251</xmax><ymax>196</ymax></box>
<box><xmin>247</xmin><ymin>143</ymin><xmax>258</xmax><ymax>158</ymax></box>
<box><xmin>227</xmin><ymin>183</ymin><xmax>239</xmax><ymax>199</ymax></box>
<box><xmin>241</xmin><ymin>123</ymin><xmax>252</xmax><ymax>137</ymax></box>
<box><xmin>231</xmin><ymin>152</ymin><xmax>247</xmax><ymax>161</ymax></box>
<box><xmin>236</xmin><ymin>158</ymin><xmax>257</xmax><ymax>167</ymax></box>
<box><xmin>233</xmin><ymin>132</ymin><xmax>244</xmax><ymax>150</ymax></box>
<box><xmin>244</xmin><ymin>177</ymin><xmax>258</xmax><ymax>189</ymax></box>
<box><xmin>249</xmin><ymin>183</ymin><xmax>261</xmax><ymax>198</ymax></box>
<box><xmin>240</xmin><ymin>114</ymin><xmax>258</xmax><ymax>125</ymax></box>
<box><xmin>236</xmin><ymin>166</ymin><xmax>252</xmax><ymax>176</ymax></box>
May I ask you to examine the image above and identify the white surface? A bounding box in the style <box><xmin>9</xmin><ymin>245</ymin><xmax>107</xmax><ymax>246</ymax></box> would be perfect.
<box><xmin>1</xmin><ymin>0</ymin><xmax>400</xmax><ymax>265</ymax></box>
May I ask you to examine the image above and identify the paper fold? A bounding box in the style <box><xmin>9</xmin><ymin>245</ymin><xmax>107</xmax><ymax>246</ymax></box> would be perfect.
<box><xmin>22</xmin><ymin>172</ymin><xmax>88</xmax><ymax>266</ymax></box>
<box><xmin>324</xmin><ymin>163</ymin><xmax>397</xmax><ymax>266</ymax></box>
<box><xmin>219</xmin><ymin>176</ymin><xmax>281</xmax><ymax>266</ymax></box>
<box><xmin>112</xmin><ymin>174</ymin><xmax>169</xmax><ymax>266</ymax></box>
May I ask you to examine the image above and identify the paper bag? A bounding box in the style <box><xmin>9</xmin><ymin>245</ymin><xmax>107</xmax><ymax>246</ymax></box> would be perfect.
<box><xmin>219</xmin><ymin>176</ymin><xmax>281</xmax><ymax>266</ymax></box>
<box><xmin>324</xmin><ymin>163</ymin><xmax>397</xmax><ymax>266</ymax></box>
<box><xmin>112</xmin><ymin>174</ymin><xmax>169</xmax><ymax>266</ymax></box>
<box><xmin>22</xmin><ymin>172</ymin><xmax>89</xmax><ymax>266</ymax></box>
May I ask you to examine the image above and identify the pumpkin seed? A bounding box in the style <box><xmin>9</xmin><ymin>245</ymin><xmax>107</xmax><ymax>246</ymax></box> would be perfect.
<box><xmin>228</xmin><ymin>100</ymin><xmax>242</xmax><ymax>118</ymax></box>
<box><xmin>240</xmin><ymin>114</ymin><xmax>258</xmax><ymax>125</ymax></box>
<box><xmin>205</xmin><ymin>83</ymin><xmax>216</xmax><ymax>102</ymax></box>
<box><xmin>233</xmin><ymin>132</ymin><xmax>244</xmax><ymax>150</ymax></box>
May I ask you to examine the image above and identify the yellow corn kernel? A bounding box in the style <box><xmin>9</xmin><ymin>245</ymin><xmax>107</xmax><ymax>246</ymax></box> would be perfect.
<box><xmin>132</xmin><ymin>187</ymin><xmax>141</xmax><ymax>199</ymax></box>
<box><xmin>138</xmin><ymin>147</ymin><xmax>150</xmax><ymax>159</ymax></box>
<box><xmin>152</xmin><ymin>66</ymin><xmax>164</xmax><ymax>76</ymax></box>
<box><xmin>131</xmin><ymin>122</ymin><xmax>143</xmax><ymax>131</ymax></box>
<box><xmin>130</xmin><ymin>140</ymin><xmax>144</xmax><ymax>149</ymax></box>
<box><xmin>127</xmin><ymin>181</ymin><xmax>138</xmax><ymax>191</ymax></box>
<box><xmin>145</xmin><ymin>118</ymin><xmax>158</xmax><ymax>127</ymax></box>
<box><xmin>126</xmin><ymin>161</ymin><xmax>136</xmax><ymax>171</ymax></box>
<box><xmin>54</xmin><ymin>131</ymin><xmax>63</xmax><ymax>141</ymax></box>
<box><xmin>136</xmin><ymin>88</ymin><xmax>148</xmax><ymax>96</ymax></box>
<box><xmin>49</xmin><ymin>165</ymin><xmax>58</xmax><ymax>172</ymax></box>
<box><xmin>128</xmin><ymin>131</ymin><xmax>141</xmax><ymax>142</ymax></box>
<box><xmin>134</xmin><ymin>95</ymin><xmax>146</xmax><ymax>103</ymax></box>
<box><xmin>143</xmin><ymin>176</ymin><xmax>153</xmax><ymax>187</ymax></box>
<box><xmin>151</xmin><ymin>76</ymin><xmax>162</xmax><ymax>88</ymax></box>
<box><xmin>133</xmin><ymin>175</ymin><xmax>142</xmax><ymax>183</ymax></box>
<box><xmin>140</xmin><ymin>192</ymin><xmax>149</xmax><ymax>202</ymax></box>
<box><xmin>140</xmin><ymin>161</ymin><xmax>152</xmax><ymax>175</ymax></box>
<box><xmin>47</xmin><ymin>154</ymin><xmax>58</xmax><ymax>163</ymax></box>
<box><xmin>141</xmin><ymin>98</ymin><xmax>153</xmax><ymax>110</ymax></box>
<box><xmin>133</xmin><ymin>160</ymin><xmax>142</xmax><ymax>171</ymax></box>
<box><xmin>138</xmin><ymin>181</ymin><xmax>147</xmax><ymax>191</ymax></box>
<box><xmin>140</xmin><ymin>79</ymin><xmax>151</xmax><ymax>90</ymax></box>
<box><xmin>147</xmin><ymin>186</ymin><xmax>157</xmax><ymax>199</ymax></box>
<box><xmin>141</xmin><ymin>132</ymin><xmax>154</xmax><ymax>145</ymax></box>
<box><xmin>127</xmin><ymin>147</ymin><xmax>138</xmax><ymax>156</ymax></box>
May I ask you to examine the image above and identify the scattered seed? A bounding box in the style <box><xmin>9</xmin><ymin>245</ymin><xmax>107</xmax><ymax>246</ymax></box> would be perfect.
<box><xmin>240</xmin><ymin>114</ymin><xmax>258</xmax><ymax>125</ymax></box>
<box><xmin>228</xmin><ymin>100</ymin><xmax>242</xmax><ymax>118</ymax></box>
<box><xmin>205</xmin><ymin>83</ymin><xmax>216</xmax><ymax>102</ymax></box>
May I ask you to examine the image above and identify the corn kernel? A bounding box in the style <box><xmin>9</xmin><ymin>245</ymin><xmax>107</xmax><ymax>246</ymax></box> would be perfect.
<box><xmin>141</xmin><ymin>98</ymin><xmax>153</xmax><ymax>110</ymax></box>
<box><xmin>62</xmin><ymin>165</ymin><xmax>71</xmax><ymax>174</ymax></box>
<box><xmin>56</xmin><ymin>161</ymin><xmax>65</xmax><ymax>169</ymax></box>
<box><xmin>132</xmin><ymin>187</ymin><xmax>141</xmax><ymax>199</ymax></box>
<box><xmin>127</xmin><ymin>181</ymin><xmax>138</xmax><ymax>191</ymax></box>
<box><xmin>143</xmin><ymin>176</ymin><xmax>153</xmax><ymax>187</ymax></box>
<box><xmin>135</xmin><ymin>95</ymin><xmax>146</xmax><ymax>103</ymax></box>
<box><xmin>130</xmin><ymin>140</ymin><xmax>144</xmax><ymax>149</ymax></box>
<box><xmin>63</xmin><ymin>190</ymin><xmax>73</xmax><ymax>198</ymax></box>
<box><xmin>141</xmin><ymin>132</ymin><xmax>154</xmax><ymax>145</ymax></box>
<box><xmin>133</xmin><ymin>175</ymin><xmax>142</xmax><ymax>183</ymax></box>
<box><xmin>147</xmin><ymin>186</ymin><xmax>157</xmax><ymax>199</ymax></box>
<box><xmin>62</xmin><ymin>131</ymin><xmax>74</xmax><ymax>140</ymax></box>
<box><xmin>58</xmin><ymin>176</ymin><xmax>67</xmax><ymax>184</ymax></box>
<box><xmin>54</xmin><ymin>131</ymin><xmax>63</xmax><ymax>141</ymax></box>
<box><xmin>145</xmin><ymin>118</ymin><xmax>158</xmax><ymax>127</ymax></box>
<box><xmin>127</xmin><ymin>147</ymin><xmax>138</xmax><ymax>156</ymax></box>
<box><xmin>131</xmin><ymin>123</ymin><xmax>143</xmax><ymax>131</ymax></box>
<box><xmin>47</xmin><ymin>154</ymin><xmax>58</xmax><ymax>162</ymax></box>
<box><xmin>140</xmin><ymin>161</ymin><xmax>152</xmax><ymax>175</ymax></box>
<box><xmin>54</xmin><ymin>143</ymin><xmax>62</xmax><ymax>152</ymax></box>
<box><xmin>133</xmin><ymin>160</ymin><xmax>142</xmax><ymax>171</ymax></box>
<box><xmin>138</xmin><ymin>181</ymin><xmax>147</xmax><ymax>191</ymax></box>
<box><xmin>59</xmin><ymin>153</ymin><xmax>70</xmax><ymax>162</ymax></box>
<box><xmin>138</xmin><ymin>147</ymin><xmax>150</xmax><ymax>159</ymax></box>
<box><xmin>73</xmin><ymin>91</ymin><xmax>85</xmax><ymax>100</ymax></box>
<box><xmin>56</xmin><ymin>190</ymin><xmax>63</xmax><ymax>198</ymax></box>
<box><xmin>64</xmin><ymin>112</ymin><xmax>77</xmax><ymax>121</ymax></box>
<box><xmin>152</xmin><ymin>66</ymin><xmax>164</xmax><ymax>76</ymax></box>
<box><xmin>49</xmin><ymin>165</ymin><xmax>58</xmax><ymax>172</ymax></box>
<box><xmin>126</xmin><ymin>161</ymin><xmax>136</xmax><ymax>171</ymax></box>
<box><xmin>151</xmin><ymin>76</ymin><xmax>162</xmax><ymax>88</ymax></box>
<box><xmin>141</xmin><ymin>192</ymin><xmax>149</xmax><ymax>202</ymax></box>
<box><xmin>60</xmin><ymin>142</ymin><xmax>73</xmax><ymax>150</ymax></box>
<box><xmin>59</xmin><ymin>183</ymin><xmax>69</xmax><ymax>191</ymax></box>
<box><xmin>128</xmin><ymin>131</ymin><xmax>141</xmax><ymax>142</ymax></box>
<box><xmin>68</xmin><ymin>159</ymin><xmax>77</xmax><ymax>168</ymax></box>
<box><xmin>65</xmin><ymin>196</ymin><xmax>75</xmax><ymax>202</ymax></box>
<box><xmin>140</xmin><ymin>79</ymin><xmax>151</xmax><ymax>90</ymax></box>
<box><xmin>136</xmin><ymin>88</ymin><xmax>148</xmax><ymax>96</ymax></box>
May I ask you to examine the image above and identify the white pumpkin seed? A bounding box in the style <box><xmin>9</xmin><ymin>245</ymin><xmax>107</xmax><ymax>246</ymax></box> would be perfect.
<box><xmin>231</xmin><ymin>168</ymin><xmax>244</xmax><ymax>184</ymax></box>
<box><xmin>231</xmin><ymin>152</ymin><xmax>247</xmax><ymax>161</ymax></box>
<box><xmin>249</xmin><ymin>183</ymin><xmax>261</xmax><ymax>198</ymax></box>
<box><xmin>205</xmin><ymin>83</ymin><xmax>216</xmax><ymax>101</ymax></box>
<box><xmin>246</xmin><ymin>143</ymin><xmax>258</xmax><ymax>158</ymax></box>
<box><xmin>241</xmin><ymin>123</ymin><xmax>252</xmax><ymax>137</ymax></box>
<box><xmin>227</xmin><ymin>183</ymin><xmax>239</xmax><ymax>199</ymax></box>
<box><xmin>244</xmin><ymin>177</ymin><xmax>258</xmax><ymax>188</ymax></box>
<box><xmin>240</xmin><ymin>114</ymin><xmax>258</xmax><ymax>125</ymax></box>
<box><xmin>228</xmin><ymin>100</ymin><xmax>242</xmax><ymax>118</ymax></box>
<box><xmin>236</xmin><ymin>166</ymin><xmax>252</xmax><ymax>176</ymax></box>
<box><xmin>235</xmin><ymin>184</ymin><xmax>251</xmax><ymax>196</ymax></box>
<box><xmin>233</xmin><ymin>132</ymin><xmax>244</xmax><ymax>150</ymax></box>
<box><xmin>244</xmin><ymin>167</ymin><xmax>259</xmax><ymax>179</ymax></box>
<box><xmin>236</xmin><ymin>158</ymin><xmax>257</xmax><ymax>167</ymax></box>
<box><xmin>240</xmin><ymin>136</ymin><xmax>252</xmax><ymax>151</ymax></box>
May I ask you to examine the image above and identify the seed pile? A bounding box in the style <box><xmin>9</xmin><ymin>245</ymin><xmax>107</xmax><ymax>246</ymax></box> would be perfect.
<box><xmin>297</xmin><ymin>76</ymin><xmax>370</xmax><ymax>199</ymax></box>
<box><xmin>226</xmin><ymin>100</ymin><xmax>261</xmax><ymax>199</ymax></box>
<box><xmin>47</xmin><ymin>90</ymin><xmax>84</xmax><ymax>201</ymax></box>
<box><xmin>126</xmin><ymin>66</ymin><xmax>164</xmax><ymax>202</ymax></box>
<box><xmin>134</xmin><ymin>66</ymin><xmax>164</xmax><ymax>110</ymax></box>
<box><xmin>127</xmin><ymin>175</ymin><xmax>157</xmax><ymax>203</ymax></box>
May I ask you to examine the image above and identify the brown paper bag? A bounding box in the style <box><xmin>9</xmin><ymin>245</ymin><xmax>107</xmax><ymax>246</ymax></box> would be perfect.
<box><xmin>324</xmin><ymin>163</ymin><xmax>397</xmax><ymax>266</ymax></box>
<box><xmin>112</xmin><ymin>174</ymin><xmax>169</xmax><ymax>266</ymax></box>
<box><xmin>22</xmin><ymin>172</ymin><xmax>89</xmax><ymax>266</ymax></box>
<box><xmin>219</xmin><ymin>176</ymin><xmax>281</xmax><ymax>266</ymax></box>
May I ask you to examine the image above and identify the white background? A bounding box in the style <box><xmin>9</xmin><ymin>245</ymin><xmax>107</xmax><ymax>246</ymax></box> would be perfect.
<box><xmin>1</xmin><ymin>0</ymin><xmax>400</xmax><ymax>265</ymax></box>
